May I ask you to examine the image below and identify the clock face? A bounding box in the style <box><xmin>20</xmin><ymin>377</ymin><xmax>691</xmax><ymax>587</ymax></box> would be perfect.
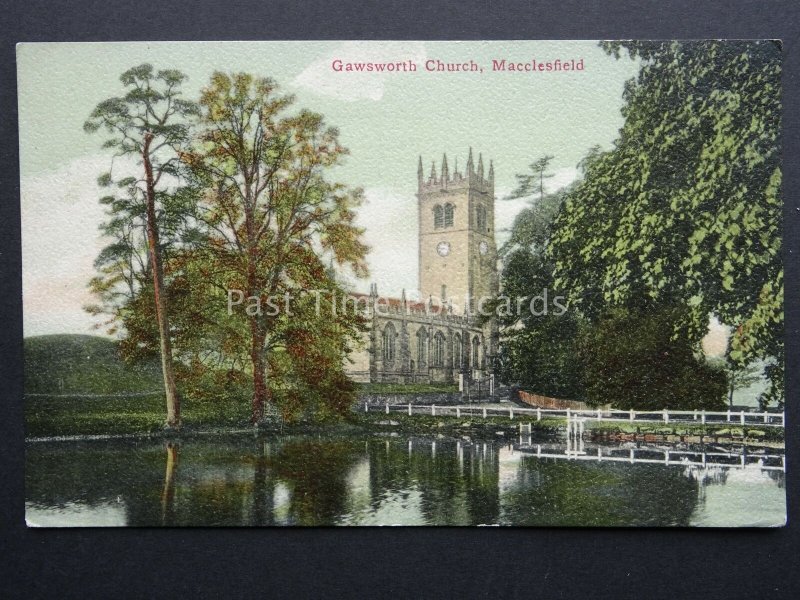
<box><xmin>479</xmin><ymin>240</ymin><xmax>489</xmax><ymax>255</ymax></box>
<box><xmin>437</xmin><ymin>241</ymin><xmax>450</xmax><ymax>257</ymax></box>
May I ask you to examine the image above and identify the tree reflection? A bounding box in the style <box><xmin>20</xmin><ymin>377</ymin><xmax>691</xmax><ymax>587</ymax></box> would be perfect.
<box><xmin>24</xmin><ymin>436</ymin><xmax>784</xmax><ymax>527</ymax></box>
<box><xmin>160</xmin><ymin>442</ymin><xmax>179</xmax><ymax>526</ymax></box>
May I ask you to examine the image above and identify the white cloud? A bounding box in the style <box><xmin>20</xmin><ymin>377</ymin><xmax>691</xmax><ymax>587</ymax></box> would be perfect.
<box><xmin>340</xmin><ymin>187</ymin><xmax>418</xmax><ymax>298</ymax></box>
<box><xmin>292</xmin><ymin>41</ymin><xmax>427</xmax><ymax>102</ymax></box>
<box><xmin>21</xmin><ymin>154</ymin><xmax>139</xmax><ymax>337</ymax></box>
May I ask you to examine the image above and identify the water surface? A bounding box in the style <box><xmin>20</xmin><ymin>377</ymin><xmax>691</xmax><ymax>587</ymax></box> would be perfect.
<box><xmin>25</xmin><ymin>434</ymin><xmax>786</xmax><ymax>527</ymax></box>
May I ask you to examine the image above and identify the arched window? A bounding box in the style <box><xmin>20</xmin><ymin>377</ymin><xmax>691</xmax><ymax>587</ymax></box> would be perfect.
<box><xmin>382</xmin><ymin>322</ymin><xmax>396</xmax><ymax>362</ymax></box>
<box><xmin>444</xmin><ymin>203</ymin><xmax>454</xmax><ymax>227</ymax></box>
<box><xmin>472</xmin><ymin>336</ymin><xmax>481</xmax><ymax>370</ymax></box>
<box><xmin>433</xmin><ymin>205</ymin><xmax>444</xmax><ymax>229</ymax></box>
<box><xmin>416</xmin><ymin>327</ymin><xmax>428</xmax><ymax>365</ymax></box>
<box><xmin>453</xmin><ymin>333</ymin><xmax>462</xmax><ymax>371</ymax></box>
<box><xmin>476</xmin><ymin>205</ymin><xmax>487</xmax><ymax>232</ymax></box>
<box><xmin>433</xmin><ymin>331</ymin><xmax>446</xmax><ymax>367</ymax></box>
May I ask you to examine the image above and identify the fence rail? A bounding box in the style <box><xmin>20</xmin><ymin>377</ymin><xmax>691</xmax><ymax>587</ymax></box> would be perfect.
<box><xmin>515</xmin><ymin>442</ymin><xmax>785</xmax><ymax>472</ymax></box>
<box><xmin>365</xmin><ymin>402</ymin><xmax>785</xmax><ymax>428</ymax></box>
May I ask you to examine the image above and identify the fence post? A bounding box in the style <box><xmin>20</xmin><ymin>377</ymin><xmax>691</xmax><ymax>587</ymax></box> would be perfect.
<box><xmin>726</xmin><ymin>410</ymin><xmax>731</xmax><ymax>422</ymax></box>
<box><xmin>408</xmin><ymin>403</ymin><xmax>412</xmax><ymax>416</ymax></box>
<box><xmin>537</xmin><ymin>408</ymin><xmax>541</xmax><ymax>422</ymax></box>
<box><xmin>567</xmin><ymin>408</ymin><xmax>571</xmax><ymax>421</ymax></box>
<box><xmin>456</xmin><ymin>407</ymin><xmax>461</xmax><ymax>418</ymax></box>
<box><xmin>629</xmin><ymin>409</ymin><xmax>634</xmax><ymax>422</ymax></box>
<box><xmin>597</xmin><ymin>408</ymin><xmax>602</xmax><ymax>420</ymax></box>
<box><xmin>385</xmin><ymin>402</ymin><xmax>389</xmax><ymax>414</ymax></box>
<box><xmin>482</xmin><ymin>407</ymin><xmax>487</xmax><ymax>419</ymax></box>
<box><xmin>763</xmin><ymin>412</ymin><xmax>768</xmax><ymax>424</ymax></box>
<box><xmin>364</xmin><ymin>402</ymin><xmax>369</xmax><ymax>413</ymax></box>
<box><xmin>740</xmin><ymin>411</ymin><xmax>745</xmax><ymax>425</ymax></box>
<box><xmin>663</xmin><ymin>409</ymin><xmax>669</xmax><ymax>424</ymax></box>
<box><xmin>431</xmin><ymin>404</ymin><xmax>436</xmax><ymax>417</ymax></box>
<box><xmin>509</xmin><ymin>407</ymin><xmax>514</xmax><ymax>420</ymax></box>
<box><xmin>701</xmin><ymin>410</ymin><xmax>706</xmax><ymax>425</ymax></box>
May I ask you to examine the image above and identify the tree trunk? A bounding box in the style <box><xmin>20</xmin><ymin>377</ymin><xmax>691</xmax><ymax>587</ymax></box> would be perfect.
<box><xmin>143</xmin><ymin>132</ymin><xmax>181</xmax><ymax>428</ymax></box>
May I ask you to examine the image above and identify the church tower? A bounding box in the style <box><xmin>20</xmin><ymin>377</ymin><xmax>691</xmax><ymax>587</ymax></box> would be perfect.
<box><xmin>417</xmin><ymin>148</ymin><xmax>498</xmax><ymax>314</ymax></box>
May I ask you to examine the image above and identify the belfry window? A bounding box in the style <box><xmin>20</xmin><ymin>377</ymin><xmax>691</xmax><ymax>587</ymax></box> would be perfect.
<box><xmin>444</xmin><ymin>203</ymin><xmax>454</xmax><ymax>227</ymax></box>
<box><xmin>472</xmin><ymin>336</ymin><xmax>481</xmax><ymax>370</ymax></box>
<box><xmin>454</xmin><ymin>334</ymin><xmax>462</xmax><ymax>370</ymax></box>
<box><xmin>476</xmin><ymin>205</ymin><xmax>487</xmax><ymax>232</ymax></box>
<box><xmin>433</xmin><ymin>205</ymin><xmax>444</xmax><ymax>229</ymax></box>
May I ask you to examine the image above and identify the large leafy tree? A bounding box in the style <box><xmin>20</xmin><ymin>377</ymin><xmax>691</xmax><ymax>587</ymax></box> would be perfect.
<box><xmin>578</xmin><ymin>306</ymin><xmax>727</xmax><ymax>410</ymax></box>
<box><xmin>84</xmin><ymin>64</ymin><xmax>199</xmax><ymax>427</ymax></box>
<box><xmin>183</xmin><ymin>72</ymin><xmax>369</xmax><ymax>423</ymax></box>
<box><xmin>495</xmin><ymin>157</ymin><xmax>584</xmax><ymax>399</ymax></box>
<box><xmin>549</xmin><ymin>41</ymin><xmax>782</xmax><ymax>402</ymax></box>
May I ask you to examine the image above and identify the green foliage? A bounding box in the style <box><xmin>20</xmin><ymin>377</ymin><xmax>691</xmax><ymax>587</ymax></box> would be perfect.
<box><xmin>79</xmin><ymin>67</ymin><xmax>372</xmax><ymax>426</ymax></box>
<box><xmin>507</xmin><ymin>154</ymin><xmax>555</xmax><ymax>202</ymax></box>
<box><xmin>181</xmin><ymin>71</ymin><xmax>371</xmax><ymax>422</ymax></box>
<box><xmin>549</xmin><ymin>41</ymin><xmax>782</xmax><ymax>400</ymax></box>
<box><xmin>578</xmin><ymin>306</ymin><xmax>727</xmax><ymax>410</ymax></box>
<box><xmin>496</xmin><ymin>172</ymin><xmax>585</xmax><ymax>399</ymax></box>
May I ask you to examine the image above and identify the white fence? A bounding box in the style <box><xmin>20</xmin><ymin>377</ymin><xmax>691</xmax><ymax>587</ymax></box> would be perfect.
<box><xmin>365</xmin><ymin>402</ymin><xmax>785</xmax><ymax>428</ymax></box>
<box><xmin>515</xmin><ymin>442</ymin><xmax>786</xmax><ymax>472</ymax></box>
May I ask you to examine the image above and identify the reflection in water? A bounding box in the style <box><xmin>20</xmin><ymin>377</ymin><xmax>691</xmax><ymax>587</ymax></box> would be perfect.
<box><xmin>161</xmin><ymin>442</ymin><xmax>179</xmax><ymax>526</ymax></box>
<box><xmin>25</xmin><ymin>435</ymin><xmax>786</xmax><ymax>527</ymax></box>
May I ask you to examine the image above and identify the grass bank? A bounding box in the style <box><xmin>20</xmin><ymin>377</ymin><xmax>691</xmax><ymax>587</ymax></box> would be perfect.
<box><xmin>25</xmin><ymin>393</ymin><xmax>250</xmax><ymax>438</ymax></box>
<box><xmin>25</xmin><ymin>393</ymin><xmax>785</xmax><ymax>445</ymax></box>
<box><xmin>25</xmin><ymin>393</ymin><xmax>560</xmax><ymax>439</ymax></box>
<box><xmin>355</xmin><ymin>382</ymin><xmax>459</xmax><ymax>394</ymax></box>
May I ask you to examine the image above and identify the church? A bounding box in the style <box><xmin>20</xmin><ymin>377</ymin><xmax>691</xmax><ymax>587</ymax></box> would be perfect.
<box><xmin>346</xmin><ymin>148</ymin><xmax>499</xmax><ymax>385</ymax></box>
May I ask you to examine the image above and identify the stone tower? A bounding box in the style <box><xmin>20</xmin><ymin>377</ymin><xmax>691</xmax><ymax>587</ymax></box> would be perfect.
<box><xmin>417</xmin><ymin>148</ymin><xmax>498</xmax><ymax>314</ymax></box>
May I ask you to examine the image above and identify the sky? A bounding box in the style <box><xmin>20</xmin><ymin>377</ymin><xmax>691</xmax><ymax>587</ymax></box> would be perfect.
<box><xmin>17</xmin><ymin>40</ymin><xmax>644</xmax><ymax>338</ymax></box>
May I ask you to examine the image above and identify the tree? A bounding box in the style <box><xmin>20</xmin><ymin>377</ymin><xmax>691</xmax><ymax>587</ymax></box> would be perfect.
<box><xmin>578</xmin><ymin>306</ymin><xmax>727</xmax><ymax>410</ymax></box>
<box><xmin>84</xmin><ymin>64</ymin><xmax>199</xmax><ymax>428</ymax></box>
<box><xmin>183</xmin><ymin>72</ymin><xmax>369</xmax><ymax>423</ymax></box>
<box><xmin>549</xmin><ymin>41</ymin><xmax>782</xmax><ymax>399</ymax></box>
<box><xmin>494</xmin><ymin>161</ymin><xmax>584</xmax><ymax>398</ymax></box>
<box><xmin>507</xmin><ymin>154</ymin><xmax>555</xmax><ymax>202</ymax></box>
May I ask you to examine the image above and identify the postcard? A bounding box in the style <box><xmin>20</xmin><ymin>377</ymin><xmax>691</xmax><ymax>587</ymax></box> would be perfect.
<box><xmin>19</xmin><ymin>40</ymin><xmax>784</xmax><ymax>526</ymax></box>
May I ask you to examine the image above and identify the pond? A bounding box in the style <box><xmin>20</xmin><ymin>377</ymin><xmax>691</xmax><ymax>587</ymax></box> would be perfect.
<box><xmin>25</xmin><ymin>434</ymin><xmax>786</xmax><ymax>527</ymax></box>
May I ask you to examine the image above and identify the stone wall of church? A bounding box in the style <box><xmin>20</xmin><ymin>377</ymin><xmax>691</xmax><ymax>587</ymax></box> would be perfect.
<box><xmin>361</xmin><ymin>308</ymin><xmax>489</xmax><ymax>385</ymax></box>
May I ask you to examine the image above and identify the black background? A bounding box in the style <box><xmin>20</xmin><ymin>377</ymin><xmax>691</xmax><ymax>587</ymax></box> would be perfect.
<box><xmin>1</xmin><ymin>1</ymin><xmax>798</xmax><ymax>598</ymax></box>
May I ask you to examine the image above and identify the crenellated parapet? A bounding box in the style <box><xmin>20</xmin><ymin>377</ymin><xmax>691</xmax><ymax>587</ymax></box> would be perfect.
<box><xmin>417</xmin><ymin>148</ymin><xmax>494</xmax><ymax>196</ymax></box>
